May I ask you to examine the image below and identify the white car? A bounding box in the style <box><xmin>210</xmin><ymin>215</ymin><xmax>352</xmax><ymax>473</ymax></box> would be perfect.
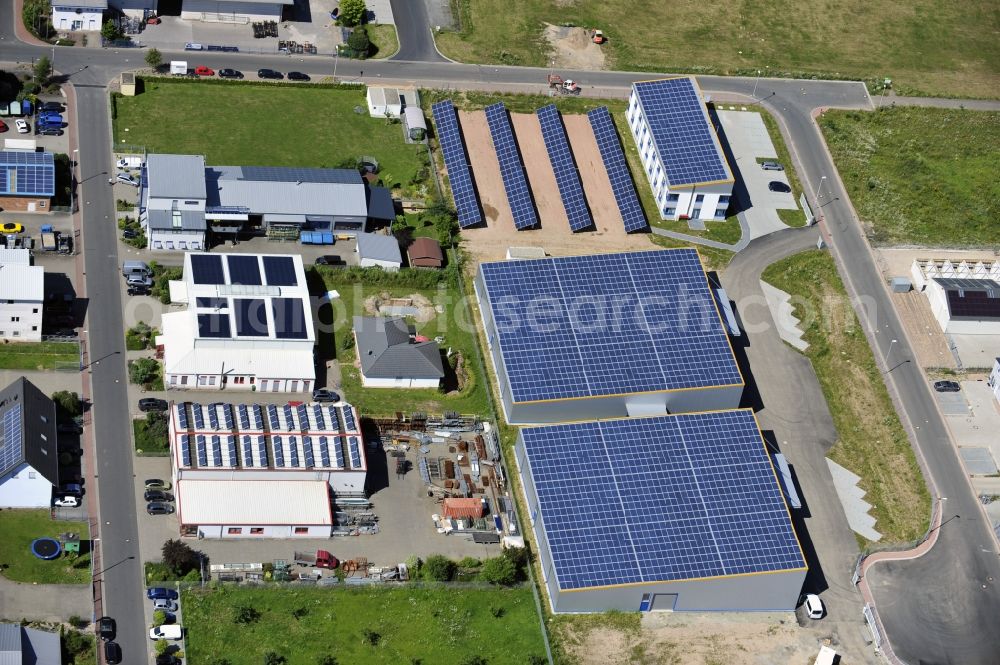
<box><xmin>151</xmin><ymin>598</ymin><xmax>178</xmax><ymax>612</ymax></box>
<box><xmin>149</xmin><ymin>624</ymin><xmax>183</xmax><ymax>640</ymax></box>
<box><xmin>803</xmin><ymin>593</ymin><xmax>825</xmax><ymax>619</ymax></box>
<box><xmin>14</xmin><ymin>119</ymin><xmax>29</xmax><ymax>134</ymax></box>
<box><xmin>54</xmin><ymin>496</ymin><xmax>79</xmax><ymax>508</ymax></box>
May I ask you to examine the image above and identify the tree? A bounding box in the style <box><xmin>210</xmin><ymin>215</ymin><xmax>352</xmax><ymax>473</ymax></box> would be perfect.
<box><xmin>145</xmin><ymin>48</ymin><xmax>162</xmax><ymax>70</ymax></box>
<box><xmin>128</xmin><ymin>358</ymin><xmax>159</xmax><ymax>385</ymax></box>
<box><xmin>101</xmin><ymin>20</ymin><xmax>122</xmax><ymax>42</ymax></box>
<box><xmin>421</xmin><ymin>554</ymin><xmax>455</xmax><ymax>582</ymax></box>
<box><xmin>480</xmin><ymin>556</ymin><xmax>518</xmax><ymax>586</ymax></box>
<box><xmin>22</xmin><ymin>0</ymin><xmax>51</xmax><ymax>39</ymax></box>
<box><xmin>347</xmin><ymin>26</ymin><xmax>371</xmax><ymax>59</ymax></box>
<box><xmin>33</xmin><ymin>56</ymin><xmax>51</xmax><ymax>84</ymax></box>
<box><xmin>339</xmin><ymin>0</ymin><xmax>366</xmax><ymax>27</ymax></box>
<box><xmin>51</xmin><ymin>390</ymin><xmax>81</xmax><ymax>419</ymax></box>
<box><xmin>161</xmin><ymin>539</ymin><xmax>200</xmax><ymax>577</ymax></box>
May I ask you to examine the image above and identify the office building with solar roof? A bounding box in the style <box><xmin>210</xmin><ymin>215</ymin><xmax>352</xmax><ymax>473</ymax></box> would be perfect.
<box><xmin>0</xmin><ymin>151</ymin><xmax>55</xmax><ymax>212</ymax></box>
<box><xmin>157</xmin><ymin>252</ymin><xmax>316</xmax><ymax>393</ymax></box>
<box><xmin>515</xmin><ymin>409</ymin><xmax>806</xmax><ymax>613</ymax></box>
<box><xmin>910</xmin><ymin>257</ymin><xmax>1000</xmax><ymax>335</ymax></box>
<box><xmin>0</xmin><ymin>377</ymin><xmax>59</xmax><ymax>508</ymax></box>
<box><xmin>0</xmin><ymin>249</ymin><xmax>44</xmax><ymax>342</ymax></box>
<box><xmin>475</xmin><ymin>248</ymin><xmax>744</xmax><ymax>425</ymax></box>
<box><xmin>626</xmin><ymin>77</ymin><xmax>734</xmax><ymax>222</ymax></box>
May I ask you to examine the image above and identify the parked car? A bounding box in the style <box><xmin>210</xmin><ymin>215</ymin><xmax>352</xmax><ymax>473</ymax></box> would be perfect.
<box><xmin>287</xmin><ymin>71</ymin><xmax>310</xmax><ymax>81</ymax></box>
<box><xmin>315</xmin><ymin>255</ymin><xmax>344</xmax><ymax>266</ymax></box>
<box><xmin>760</xmin><ymin>161</ymin><xmax>784</xmax><ymax>171</ymax></box>
<box><xmin>257</xmin><ymin>68</ymin><xmax>283</xmax><ymax>80</ymax></box>
<box><xmin>122</xmin><ymin>228</ymin><xmax>138</xmax><ymax>239</ymax></box>
<box><xmin>139</xmin><ymin>398</ymin><xmax>168</xmax><ymax>412</ymax></box>
<box><xmin>39</xmin><ymin>101</ymin><xmax>65</xmax><ymax>112</ymax></box>
<box><xmin>312</xmin><ymin>388</ymin><xmax>340</xmax><ymax>403</ymax></box>
<box><xmin>155</xmin><ymin>655</ymin><xmax>181</xmax><ymax>665</ymax></box>
<box><xmin>146</xmin><ymin>587</ymin><xmax>178</xmax><ymax>601</ymax></box>
<box><xmin>126</xmin><ymin>274</ymin><xmax>153</xmax><ymax>288</ymax></box>
<box><xmin>768</xmin><ymin>181</ymin><xmax>791</xmax><ymax>193</ymax></box>
<box><xmin>218</xmin><ymin>68</ymin><xmax>243</xmax><ymax>79</ymax></box>
<box><xmin>38</xmin><ymin>112</ymin><xmax>63</xmax><ymax>123</ymax></box>
<box><xmin>145</xmin><ymin>479</ymin><xmax>171</xmax><ymax>491</ymax></box>
<box><xmin>54</xmin><ymin>496</ymin><xmax>80</xmax><ymax>508</ymax></box>
<box><xmin>116</xmin><ymin>173</ymin><xmax>139</xmax><ymax>187</ymax></box>
<box><xmin>151</xmin><ymin>598</ymin><xmax>178</xmax><ymax>612</ymax></box>
<box><xmin>147</xmin><ymin>502</ymin><xmax>174</xmax><ymax>515</ymax></box>
<box><xmin>149</xmin><ymin>625</ymin><xmax>183</xmax><ymax>640</ymax></box>
<box><xmin>97</xmin><ymin>616</ymin><xmax>116</xmax><ymax>641</ymax></box>
<box><xmin>933</xmin><ymin>380</ymin><xmax>961</xmax><ymax>392</ymax></box>
<box><xmin>14</xmin><ymin>119</ymin><xmax>29</xmax><ymax>134</ymax></box>
<box><xmin>38</xmin><ymin>126</ymin><xmax>63</xmax><ymax>136</ymax></box>
<box><xmin>144</xmin><ymin>489</ymin><xmax>174</xmax><ymax>502</ymax></box>
<box><xmin>127</xmin><ymin>285</ymin><xmax>151</xmax><ymax>296</ymax></box>
<box><xmin>60</xmin><ymin>483</ymin><xmax>83</xmax><ymax>496</ymax></box>
<box><xmin>103</xmin><ymin>641</ymin><xmax>122</xmax><ymax>664</ymax></box>
<box><xmin>802</xmin><ymin>593</ymin><xmax>825</xmax><ymax>619</ymax></box>
<box><xmin>194</xmin><ymin>65</ymin><xmax>215</xmax><ymax>76</ymax></box>
<box><xmin>1</xmin><ymin>222</ymin><xmax>24</xmax><ymax>235</ymax></box>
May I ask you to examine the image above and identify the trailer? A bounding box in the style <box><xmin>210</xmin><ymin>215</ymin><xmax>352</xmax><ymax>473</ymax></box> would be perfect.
<box><xmin>293</xmin><ymin>549</ymin><xmax>339</xmax><ymax>569</ymax></box>
<box><xmin>40</xmin><ymin>225</ymin><xmax>57</xmax><ymax>251</ymax></box>
<box><xmin>170</xmin><ymin>61</ymin><xmax>188</xmax><ymax>76</ymax></box>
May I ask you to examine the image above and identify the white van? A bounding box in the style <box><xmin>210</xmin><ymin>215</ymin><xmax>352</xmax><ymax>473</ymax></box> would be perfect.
<box><xmin>814</xmin><ymin>645</ymin><xmax>837</xmax><ymax>665</ymax></box>
<box><xmin>117</xmin><ymin>156</ymin><xmax>143</xmax><ymax>170</ymax></box>
<box><xmin>149</xmin><ymin>624</ymin><xmax>183</xmax><ymax>640</ymax></box>
<box><xmin>122</xmin><ymin>261</ymin><xmax>151</xmax><ymax>278</ymax></box>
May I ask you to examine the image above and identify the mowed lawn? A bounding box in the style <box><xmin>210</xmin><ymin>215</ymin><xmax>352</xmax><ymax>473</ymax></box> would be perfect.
<box><xmin>0</xmin><ymin>510</ymin><xmax>92</xmax><ymax>584</ymax></box>
<box><xmin>182</xmin><ymin>585</ymin><xmax>546</xmax><ymax>664</ymax></box>
<box><xmin>439</xmin><ymin>0</ymin><xmax>1000</xmax><ymax>98</ymax></box>
<box><xmin>0</xmin><ymin>341</ymin><xmax>78</xmax><ymax>371</ymax></box>
<box><xmin>819</xmin><ymin>107</ymin><xmax>1000</xmax><ymax>247</ymax></box>
<box><xmin>113</xmin><ymin>80</ymin><xmax>427</xmax><ymax>191</ymax></box>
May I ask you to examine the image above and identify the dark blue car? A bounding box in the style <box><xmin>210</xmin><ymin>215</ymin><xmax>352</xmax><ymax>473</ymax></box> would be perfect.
<box><xmin>146</xmin><ymin>587</ymin><xmax>178</xmax><ymax>601</ymax></box>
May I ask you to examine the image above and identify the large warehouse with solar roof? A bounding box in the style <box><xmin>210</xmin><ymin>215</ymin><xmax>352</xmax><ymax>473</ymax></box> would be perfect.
<box><xmin>515</xmin><ymin>409</ymin><xmax>806</xmax><ymax>613</ymax></box>
<box><xmin>627</xmin><ymin>77</ymin><xmax>734</xmax><ymax>222</ymax></box>
<box><xmin>474</xmin><ymin>248</ymin><xmax>744</xmax><ymax>424</ymax></box>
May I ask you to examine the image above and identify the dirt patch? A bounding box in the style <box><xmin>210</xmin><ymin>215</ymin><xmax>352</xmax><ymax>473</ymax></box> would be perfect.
<box><xmin>363</xmin><ymin>292</ymin><xmax>436</xmax><ymax>323</ymax></box>
<box><xmin>544</xmin><ymin>24</ymin><xmax>606</xmax><ymax>71</ymax></box>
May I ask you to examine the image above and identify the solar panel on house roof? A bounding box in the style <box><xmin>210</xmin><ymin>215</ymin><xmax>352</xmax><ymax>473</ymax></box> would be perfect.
<box><xmin>263</xmin><ymin>256</ymin><xmax>297</xmax><ymax>286</ymax></box>
<box><xmin>251</xmin><ymin>405</ymin><xmax>263</xmax><ymax>430</ymax></box>
<box><xmin>536</xmin><ymin>105</ymin><xmax>592</xmax><ymax>232</ymax></box>
<box><xmin>484</xmin><ymin>102</ymin><xmax>538</xmax><ymax>230</ymax></box>
<box><xmin>190</xmin><ymin>254</ymin><xmax>225</xmax><ymax>285</ymax></box>
<box><xmin>223</xmin><ymin>404</ymin><xmax>234</xmax><ymax>429</ymax></box>
<box><xmin>632</xmin><ymin>78</ymin><xmax>731</xmax><ymax>187</ymax></box>
<box><xmin>334</xmin><ymin>438</ymin><xmax>345</xmax><ymax>467</ymax></box>
<box><xmin>348</xmin><ymin>436</ymin><xmax>362</xmax><ymax>468</ymax></box>
<box><xmin>273</xmin><ymin>436</ymin><xmax>285</xmax><ymax>467</ymax></box>
<box><xmin>226</xmin><ymin>436</ymin><xmax>237</xmax><ymax>466</ymax></box>
<box><xmin>242</xmin><ymin>435</ymin><xmax>253</xmax><ymax>465</ymax></box>
<box><xmin>0</xmin><ymin>404</ymin><xmax>23</xmax><ymax>474</ymax></box>
<box><xmin>289</xmin><ymin>436</ymin><xmax>300</xmax><ymax>467</ymax></box>
<box><xmin>296</xmin><ymin>404</ymin><xmax>308</xmax><ymax>428</ymax></box>
<box><xmin>234</xmin><ymin>299</ymin><xmax>269</xmax><ymax>337</ymax></box>
<box><xmin>520</xmin><ymin>411</ymin><xmax>805</xmax><ymax>591</ymax></box>
<box><xmin>0</xmin><ymin>151</ymin><xmax>55</xmax><ymax>197</ymax></box>
<box><xmin>282</xmin><ymin>404</ymin><xmax>294</xmax><ymax>430</ymax></box>
<box><xmin>240</xmin><ymin>166</ymin><xmax>361</xmax><ymax>184</ymax></box>
<box><xmin>256</xmin><ymin>435</ymin><xmax>267</xmax><ymax>465</ymax></box>
<box><xmin>340</xmin><ymin>406</ymin><xmax>356</xmax><ymax>432</ymax></box>
<box><xmin>312</xmin><ymin>405</ymin><xmax>326</xmax><ymax>431</ymax></box>
<box><xmin>196</xmin><ymin>435</ymin><xmax>208</xmax><ymax>467</ymax></box>
<box><xmin>226</xmin><ymin>255</ymin><xmax>262</xmax><ymax>285</ymax></box>
<box><xmin>303</xmin><ymin>436</ymin><xmax>315</xmax><ymax>467</ymax></box>
<box><xmin>479</xmin><ymin>249</ymin><xmax>741</xmax><ymax>403</ymax></box>
<box><xmin>319</xmin><ymin>436</ymin><xmax>331</xmax><ymax>466</ymax></box>
<box><xmin>176</xmin><ymin>405</ymin><xmax>189</xmax><ymax>431</ymax></box>
<box><xmin>272</xmin><ymin>298</ymin><xmax>308</xmax><ymax>339</ymax></box>
<box><xmin>587</xmin><ymin>107</ymin><xmax>648</xmax><ymax>232</ymax></box>
<box><xmin>431</xmin><ymin>100</ymin><xmax>483</xmax><ymax>228</ymax></box>
<box><xmin>208</xmin><ymin>405</ymin><xmax>219</xmax><ymax>431</ymax></box>
<box><xmin>211</xmin><ymin>435</ymin><xmax>222</xmax><ymax>467</ymax></box>
<box><xmin>267</xmin><ymin>405</ymin><xmax>279</xmax><ymax>430</ymax></box>
<box><xmin>180</xmin><ymin>435</ymin><xmax>191</xmax><ymax>467</ymax></box>
<box><xmin>192</xmin><ymin>405</ymin><xmax>204</xmax><ymax>430</ymax></box>
<box><xmin>196</xmin><ymin>297</ymin><xmax>227</xmax><ymax>309</ymax></box>
<box><xmin>197</xmin><ymin>313</ymin><xmax>231</xmax><ymax>339</ymax></box>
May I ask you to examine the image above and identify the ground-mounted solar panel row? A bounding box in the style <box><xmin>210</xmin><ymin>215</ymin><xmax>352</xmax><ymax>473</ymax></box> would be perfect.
<box><xmin>587</xmin><ymin>107</ymin><xmax>648</xmax><ymax>232</ymax></box>
<box><xmin>484</xmin><ymin>102</ymin><xmax>538</xmax><ymax>230</ymax></box>
<box><xmin>536</xmin><ymin>104</ymin><xmax>593</xmax><ymax>232</ymax></box>
<box><xmin>430</xmin><ymin>100</ymin><xmax>484</xmax><ymax>228</ymax></box>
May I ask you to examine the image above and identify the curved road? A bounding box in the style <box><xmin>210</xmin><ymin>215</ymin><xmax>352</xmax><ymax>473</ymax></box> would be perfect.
<box><xmin>1</xmin><ymin>5</ymin><xmax>997</xmax><ymax>664</ymax></box>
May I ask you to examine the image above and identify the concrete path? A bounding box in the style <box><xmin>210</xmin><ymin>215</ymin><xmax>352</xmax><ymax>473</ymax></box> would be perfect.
<box><xmin>0</xmin><ymin>578</ymin><xmax>92</xmax><ymax>622</ymax></box>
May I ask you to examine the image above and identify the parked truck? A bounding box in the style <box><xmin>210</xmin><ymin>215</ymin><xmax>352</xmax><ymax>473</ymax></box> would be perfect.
<box><xmin>170</xmin><ymin>61</ymin><xmax>188</xmax><ymax>76</ymax></box>
<box><xmin>40</xmin><ymin>225</ymin><xmax>58</xmax><ymax>251</ymax></box>
<box><xmin>293</xmin><ymin>549</ymin><xmax>339</xmax><ymax>569</ymax></box>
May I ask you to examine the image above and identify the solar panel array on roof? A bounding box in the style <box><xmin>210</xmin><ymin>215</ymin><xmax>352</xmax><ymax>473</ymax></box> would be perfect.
<box><xmin>226</xmin><ymin>255</ymin><xmax>262</xmax><ymax>285</ymax></box>
<box><xmin>587</xmin><ymin>107</ymin><xmax>648</xmax><ymax>232</ymax></box>
<box><xmin>484</xmin><ymin>103</ymin><xmax>538</xmax><ymax>230</ymax></box>
<box><xmin>272</xmin><ymin>298</ymin><xmax>308</xmax><ymax>339</ymax></box>
<box><xmin>263</xmin><ymin>256</ymin><xmax>297</xmax><ymax>286</ymax></box>
<box><xmin>632</xmin><ymin>78</ymin><xmax>730</xmax><ymax>187</ymax></box>
<box><xmin>239</xmin><ymin>166</ymin><xmax>361</xmax><ymax>185</ymax></box>
<box><xmin>536</xmin><ymin>105</ymin><xmax>592</xmax><ymax>232</ymax></box>
<box><xmin>431</xmin><ymin>101</ymin><xmax>483</xmax><ymax>228</ymax></box>
<box><xmin>0</xmin><ymin>151</ymin><xmax>55</xmax><ymax>197</ymax></box>
<box><xmin>197</xmin><ymin>313</ymin><xmax>231</xmax><ymax>338</ymax></box>
<box><xmin>348</xmin><ymin>436</ymin><xmax>362</xmax><ymax>468</ymax></box>
<box><xmin>195</xmin><ymin>297</ymin><xmax>226</xmax><ymax>309</ymax></box>
<box><xmin>0</xmin><ymin>404</ymin><xmax>23</xmax><ymax>475</ymax></box>
<box><xmin>234</xmin><ymin>299</ymin><xmax>269</xmax><ymax>337</ymax></box>
<box><xmin>479</xmin><ymin>249</ymin><xmax>741</xmax><ymax>403</ymax></box>
<box><xmin>176</xmin><ymin>404</ymin><xmax>189</xmax><ymax>430</ymax></box>
<box><xmin>520</xmin><ymin>411</ymin><xmax>804</xmax><ymax>591</ymax></box>
<box><xmin>190</xmin><ymin>254</ymin><xmax>225</xmax><ymax>285</ymax></box>
<box><xmin>180</xmin><ymin>435</ymin><xmax>191</xmax><ymax>467</ymax></box>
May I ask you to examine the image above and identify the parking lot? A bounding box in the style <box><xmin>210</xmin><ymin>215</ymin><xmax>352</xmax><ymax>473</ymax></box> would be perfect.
<box><xmin>940</xmin><ymin>380</ymin><xmax>1000</xmax><ymax>488</ymax></box>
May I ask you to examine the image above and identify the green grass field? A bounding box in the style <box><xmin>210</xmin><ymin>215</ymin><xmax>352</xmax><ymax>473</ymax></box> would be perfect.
<box><xmin>438</xmin><ymin>0</ymin><xmax>1000</xmax><ymax>98</ymax></box>
<box><xmin>762</xmin><ymin>250</ymin><xmax>930</xmax><ymax>544</ymax></box>
<box><xmin>113</xmin><ymin>80</ymin><xmax>430</xmax><ymax>198</ymax></box>
<box><xmin>182</xmin><ymin>585</ymin><xmax>546</xmax><ymax>664</ymax></box>
<box><xmin>0</xmin><ymin>341</ymin><xmax>78</xmax><ymax>371</ymax></box>
<box><xmin>0</xmin><ymin>510</ymin><xmax>91</xmax><ymax>584</ymax></box>
<box><xmin>819</xmin><ymin>107</ymin><xmax>1000</xmax><ymax>247</ymax></box>
<box><xmin>367</xmin><ymin>24</ymin><xmax>399</xmax><ymax>59</ymax></box>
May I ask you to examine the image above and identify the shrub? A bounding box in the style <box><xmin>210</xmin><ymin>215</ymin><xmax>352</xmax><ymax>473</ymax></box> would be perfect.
<box><xmin>52</xmin><ymin>390</ymin><xmax>82</xmax><ymax>419</ymax></box>
<box><xmin>480</xmin><ymin>556</ymin><xmax>518</xmax><ymax>586</ymax></box>
<box><xmin>347</xmin><ymin>26</ymin><xmax>371</xmax><ymax>58</ymax></box>
<box><xmin>458</xmin><ymin>556</ymin><xmax>482</xmax><ymax>569</ymax></box>
<box><xmin>128</xmin><ymin>358</ymin><xmax>160</xmax><ymax>385</ymax></box>
<box><xmin>152</xmin><ymin>610</ymin><xmax>166</xmax><ymax>626</ymax></box>
<box><xmin>162</xmin><ymin>539</ymin><xmax>200</xmax><ymax>577</ymax></box>
<box><xmin>421</xmin><ymin>554</ymin><xmax>455</xmax><ymax>582</ymax></box>
<box><xmin>154</xmin><ymin>640</ymin><xmax>168</xmax><ymax>655</ymax></box>
<box><xmin>361</xmin><ymin>629</ymin><xmax>381</xmax><ymax>646</ymax></box>
<box><xmin>234</xmin><ymin>605</ymin><xmax>261</xmax><ymax>624</ymax></box>
<box><xmin>339</xmin><ymin>0</ymin><xmax>366</xmax><ymax>26</ymax></box>
<box><xmin>145</xmin><ymin>48</ymin><xmax>162</xmax><ymax>69</ymax></box>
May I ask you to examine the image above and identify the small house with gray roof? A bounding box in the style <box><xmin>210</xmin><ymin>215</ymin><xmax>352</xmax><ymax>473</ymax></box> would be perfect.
<box><xmin>0</xmin><ymin>623</ymin><xmax>62</xmax><ymax>665</ymax></box>
<box><xmin>0</xmin><ymin>377</ymin><xmax>59</xmax><ymax>508</ymax></box>
<box><xmin>353</xmin><ymin>316</ymin><xmax>444</xmax><ymax>388</ymax></box>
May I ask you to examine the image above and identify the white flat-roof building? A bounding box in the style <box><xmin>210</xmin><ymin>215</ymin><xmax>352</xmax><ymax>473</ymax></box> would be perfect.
<box><xmin>177</xmin><ymin>480</ymin><xmax>333</xmax><ymax>539</ymax></box>
<box><xmin>181</xmin><ymin>0</ymin><xmax>293</xmax><ymax>23</ymax></box>
<box><xmin>366</xmin><ymin>87</ymin><xmax>420</xmax><ymax>119</ymax></box>
<box><xmin>910</xmin><ymin>258</ymin><xmax>1000</xmax><ymax>335</ymax></box>
<box><xmin>0</xmin><ymin>250</ymin><xmax>43</xmax><ymax>342</ymax></box>
<box><xmin>627</xmin><ymin>77</ymin><xmax>734</xmax><ymax>222</ymax></box>
<box><xmin>158</xmin><ymin>252</ymin><xmax>316</xmax><ymax>393</ymax></box>
<box><xmin>51</xmin><ymin>0</ymin><xmax>106</xmax><ymax>31</ymax></box>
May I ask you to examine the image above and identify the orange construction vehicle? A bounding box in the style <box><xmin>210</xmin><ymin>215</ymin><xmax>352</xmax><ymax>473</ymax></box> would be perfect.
<box><xmin>547</xmin><ymin>74</ymin><xmax>581</xmax><ymax>96</ymax></box>
<box><xmin>591</xmin><ymin>29</ymin><xmax>606</xmax><ymax>44</ymax></box>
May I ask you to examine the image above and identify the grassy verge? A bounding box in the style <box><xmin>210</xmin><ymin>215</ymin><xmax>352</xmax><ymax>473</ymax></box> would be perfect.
<box><xmin>0</xmin><ymin>341</ymin><xmax>78</xmax><ymax>371</ymax></box>
<box><xmin>0</xmin><ymin>510</ymin><xmax>91</xmax><ymax>584</ymax></box>
<box><xmin>182</xmin><ymin>585</ymin><xmax>546</xmax><ymax>664</ymax></box>
<box><xmin>436</xmin><ymin>0</ymin><xmax>1000</xmax><ymax>98</ymax></box>
<box><xmin>762</xmin><ymin>250</ymin><xmax>930</xmax><ymax>544</ymax></box>
<box><xmin>133</xmin><ymin>413</ymin><xmax>169</xmax><ymax>456</ymax></box>
<box><xmin>113</xmin><ymin>79</ymin><xmax>431</xmax><ymax>199</ymax></box>
<box><xmin>367</xmin><ymin>24</ymin><xmax>399</xmax><ymax>59</ymax></box>
<box><xmin>819</xmin><ymin>107</ymin><xmax>1000</xmax><ymax>247</ymax></box>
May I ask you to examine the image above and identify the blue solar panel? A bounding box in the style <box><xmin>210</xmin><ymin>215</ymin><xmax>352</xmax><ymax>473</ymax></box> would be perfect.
<box><xmin>312</xmin><ymin>404</ymin><xmax>326</xmax><ymax>431</ymax></box>
<box><xmin>348</xmin><ymin>436</ymin><xmax>362</xmax><ymax>468</ymax></box>
<box><xmin>234</xmin><ymin>299</ymin><xmax>269</xmax><ymax>337</ymax></box>
<box><xmin>196</xmin><ymin>297</ymin><xmax>226</xmax><ymax>309</ymax></box>
<box><xmin>330</xmin><ymin>406</ymin><xmax>342</xmax><ymax>432</ymax></box>
<box><xmin>319</xmin><ymin>436</ymin><xmax>330</xmax><ymax>467</ymax></box>
<box><xmin>340</xmin><ymin>406</ymin><xmax>356</xmax><ymax>432</ymax></box>
<box><xmin>520</xmin><ymin>411</ymin><xmax>805</xmax><ymax>591</ymax></box>
<box><xmin>177</xmin><ymin>404</ymin><xmax>189</xmax><ymax>431</ymax></box>
<box><xmin>334</xmin><ymin>437</ymin><xmax>344</xmax><ymax>467</ymax></box>
<box><xmin>272</xmin><ymin>298</ymin><xmax>308</xmax><ymax>339</ymax></box>
<box><xmin>208</xmin><ymin>405</ymin><xmax>219</xmax><ymax>431</ymax></box>
<box><xmin>296</xmin><ymin>404</ymin><xmax>308</xmax><ymax>429</ymax></box>
<box><xmin>431</xmin><ymin>100</ymin><xmax>483</xmax><ymax>228</ymax></box>
<box><xmin>263</xmin><ymin>256</ymin><xmax>297</xmax><ymax>286</ymax></box>
<box><xmin>226</xmin><ymin>435</ymin><xmax>237</xmax><ymax>466</ymax></box>
<box><xmin>251</xmin><ymin>405</ymin><xmax>263</xmax><ymax>430</ymax></box>
<box><xmin>196</xmin><ymin>435</ymin><xmax>208</xmax><ymax>467</ymax></box>
<box><xmin>303</xmin><ymin>436</ymin><xmax>315</xmax><ymax>467</ymax></box>
<box><xmin>631</xmin><ymin>78</ymin><xmax>731</xmax><ymax>186</ymax></box>
<box><xmin>479</xmin><ymin>249</ymin><xmax>741</xmax><ymax>403</ymax></box>
<box><xmin>242</xmin><ymin>435</ymin><xmax>253</xmax><ymax>465</ymax></box>
<box><xmin>536</xmin><ymin>105</ymin><xmax>592</xmax><ymax>232</ymax></box>
<box><xmin>0</xmin><ymin>404</ymin><xmax>21</xmax><ymax>475</ymax></box>
<box><xmin>257</xmin><ymin>435</ymin><xmax>267</xmax><ymax>465</ymax></box>
<box><xmin>190</xmin><ymin>254</ymin><xmax>225</xmax><ymax>285</ymax></box>
<box><xmin>211</xmin><ymin>435</ymin><xmax>222</xmax><ymax>467</ymax></box>
<box><xmin>283</xmin><ymin>404</ymin><xmax>294</xmax><ymax>430</ymax></box>
<box><xmin>180</xmin><ymin>435</ymin><xmax>191</xmax><ymax>467</ymax></box>
<box><xmin>197</xmin><ymin>313</ymin><xmax>231</xmax><ymax>338</ymax></box>
<box><xmin>240</xmin><ymin>166</ymin><xmax>361</xmax><ymax>185</ymax></box>
<box><xmin>226</xmin><ymin>255</ymin><xmax>262</xmax><ymax>285</ymax></box>
<box><xmin>484</xmin><ymin>103</ymin><xmax>538</xmax><ymax>230</ymax></box>
<box><xmin>0</xmin><ymin>151</ymin><xmax>55</xmax><ymax>196</ymax></box>
<box><xmin>223</xmin><ymin>404</ymin><xmax>234</xmax><ymax>429</ymax></box>
<box><xmin>267</xmin><ymin>405</ymin><xmax>279</xmax><ymax>430</ymax></box>
<box><xmin>273</xmin><ymin>435</ymin><xmax>285</xmax><ymax>467</ymax></box>
<box><xmin>288</xmin><ymin>436</ymin><xmax>299</xmax><ymax>467</ymax></box>
<box><xmin>193</xmin><ymin>406</ymin><xmax>204</xmax><ymax>431</ymax></box>
<box><xmin>587</xmin><ymin>107</ymin><xmax>648</xmax><ymax>232</ymax></box>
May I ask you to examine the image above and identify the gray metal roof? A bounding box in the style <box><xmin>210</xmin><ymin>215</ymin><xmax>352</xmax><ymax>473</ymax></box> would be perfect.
<box><xmin>21</xmin><ymin>626</ymin><xmax>61</xmax><ymax>665</ymax></box>
<box><xmin>146</xmin><ymin>154</ymin><xmax>207</xmax><ymax>200</ymax></box>
<box><xmin>207</xmin><ymin>166</ymin><xmax>368</xmax><ymax>219</ymax></box>
<box><xmin>51</xmin><ymin>0</ymin><xmax>107</xmax><ymax>7</ymax></box>
<box><xmin>353</xmin><ymin>316</ymin><xmax>444</xmax><ymax>380</ymax></box>
<box><xmin>356</xmin><ymin>232</ymin><xmax>402</xmax><ymax>264</ymax></box>
<box><xmin>0</xmin><ymin>378</ymin><xmax>59</xmax><ymax>485</ymax></box>
<box><xmin>366</xmin><ymin>186</ymin><xmax>395</xmax><ymax>222</ymax></box>
<box><xmin>147</xmin><ymin>209</ymin><xmax>207</xmax><ymax>231</ymax></box>
<box><xmin>0</xmin><ymin>624</ymin><xmax>19</xmax><ymax>665</ymax></box>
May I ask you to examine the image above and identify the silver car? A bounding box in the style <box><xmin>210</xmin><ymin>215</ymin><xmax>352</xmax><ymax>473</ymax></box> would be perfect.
<box><xmin>760</xmin><ymin>161</ymin><xmax>784</xmax><ymax>171</ymax></box>
<box><xmin>152</xmin><ymin>598</ymin><xmax>178</xmax><ymax>612</ymax></box>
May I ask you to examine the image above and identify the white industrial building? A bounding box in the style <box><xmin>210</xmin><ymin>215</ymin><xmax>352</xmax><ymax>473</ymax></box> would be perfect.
<box><xmin>169</xmin><ymin>400</ymin><xmax>367</xmax><ymax>538</ymax></box>
<box><xmin>50</xmin><ymin>0</ymin><xmax>106</xmax><ymax>31</ymax></box>
<box><xmin>181</xmin><ymin>0</ymin><xmax>293</xmax><ymax>23</ymax></box>
<box><xmin>627</xmin><ymin>77</ymin><xmax>734</xmax><ymax>222</ymax></box>
<box><xmin>0</xmin><ymin>378</ymin><xmax>59</xmax><ymax>508</ymax></box>
<box><xmin>910</xmin><ymin>258</ymin><xmax>1000</xmax><ymax>335</ymax></box>
<box><xmin>0</xmin><ymin>249</ymin><xmax>44</xmax><ymax>342</ymax></box>
<box><xmin>366</xmin><ymin>87</ymin><xmax>420</xmax><ymax>119</ymax></box>
<box><xmin>158</xmin><ymin>252</ymin><xmax>316</xmax><ymax>393</ymax></box>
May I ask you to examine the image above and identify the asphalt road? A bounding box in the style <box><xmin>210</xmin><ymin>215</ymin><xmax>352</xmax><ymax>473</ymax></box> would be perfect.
<box><xmin>388</xmin><ymin>0</ymin><xmax>448</xmax><ymax>62</ymax></box>
<box><xmin>2</xmin><ymin>4</ymin><xmax>998</xmax><ymax>663</ymax></box>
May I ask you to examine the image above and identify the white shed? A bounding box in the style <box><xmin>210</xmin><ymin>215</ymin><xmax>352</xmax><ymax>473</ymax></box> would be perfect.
<box><xmin>356</xmin><ymin>232</ymin><xmax>402</xmax><ymax>271</ymax></box>
<box><xmin>366</xmin><ymin>87</ymin><xmax>420</xmax><ymax>119</ymax></box>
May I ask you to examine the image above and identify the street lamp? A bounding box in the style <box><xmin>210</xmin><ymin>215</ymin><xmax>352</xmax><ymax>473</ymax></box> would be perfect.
<box><xmin>885</xmin><ymin>339</ymin><xmax>898</xmax><ymax>368</ymax></box>
<box><xmin>70</xmin><ymin>148</ymin><xmax>78</xmax><ymax>214</ymax></box>
<box><xmin>816</xmin><ymin>175</ymin><xmax>828</xmax><ymax>200</ymax></box>
<box><xmin>752</xmin><ymin>69</ymin><xmax>761</xmax><ymax>99</ymax></box>
<box><xmin>333</xmin><ymin>47</ymin><xmax>340</xmax><ymax>82</ymax></box>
